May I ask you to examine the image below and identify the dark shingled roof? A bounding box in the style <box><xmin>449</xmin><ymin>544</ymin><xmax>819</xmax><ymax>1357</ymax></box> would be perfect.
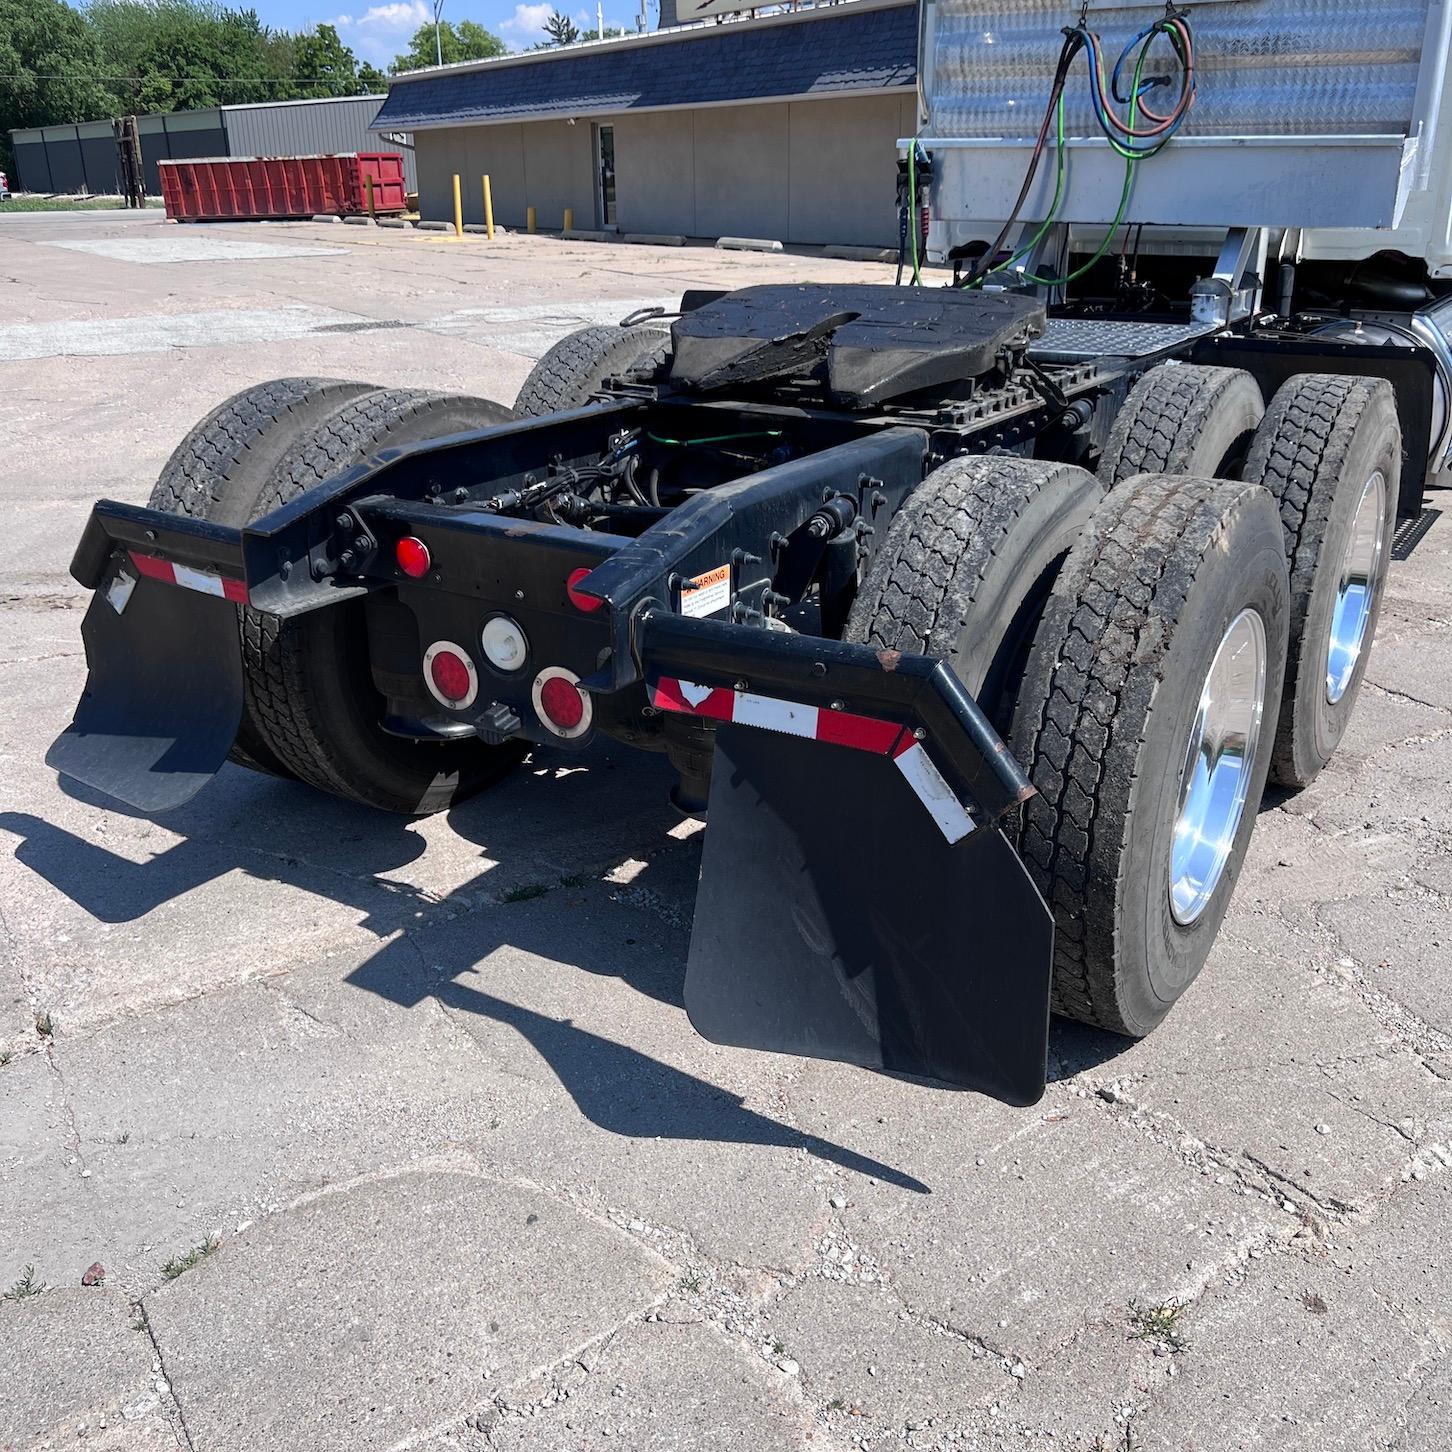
<box><xmin>373</xmin><ymin>3</ymin><xmax>917</xmax><ymax>130</ymax></box>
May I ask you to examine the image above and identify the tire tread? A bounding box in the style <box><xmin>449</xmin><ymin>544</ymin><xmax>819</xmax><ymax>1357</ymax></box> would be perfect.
<box><xmin>1010</xmin><ymin>473</ymin><xmax>1276</xmax><ymax>1032</ymax></box>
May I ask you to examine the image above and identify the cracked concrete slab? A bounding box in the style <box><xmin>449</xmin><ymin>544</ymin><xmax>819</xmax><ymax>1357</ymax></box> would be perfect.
<box><xmin>1092</xmin><ymin>939</ymin><xmax>1440</xmax><ymax>1213</ymax></box>
<box><xmin>764</xmin><ymin>1276</ymin><xmax>1006</xmax><ymax>1432</ymax></box>
<box><xmin>0</xmin><ymin>953</ymin><xmax>539</xmax><ymax>1294</ymax></box>
<box><xmin>1323</xmin><ymin>889</ymin><xmax>1452</xmax><ymax>1038</ymax></box>
<box><xmin>1132</xmin><ymin>1206</ymin><xmax>1446</xmax><ymax>1450</ymax></box>
<box><xmin>352</xmin><ymin>895</ymin><xmax>875</xmax><ymax>1270</ymax></box>
<box><xmin>0</xmin><ymin>1287</ymin><xmax>177</xmax><ymax>1449</ymax></box>
<box><xmin>840</xmin><ymin>1104</ymin><xmax>1284</xmax><ymax>1362</ymax></box>
<box><xmin>143</xmin><ymin>1169</ymin><xmax>675</xmax><ymax>1452</ymax></box>
<box><xmin>483</xmin><ymin>1319</ymin><xmax>821</xmax><ymax>1451</ymax></box>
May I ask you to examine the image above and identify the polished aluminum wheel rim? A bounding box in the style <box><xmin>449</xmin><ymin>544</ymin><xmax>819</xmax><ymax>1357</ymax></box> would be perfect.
<box><xmin>1326</xmin><ymin>469</ymin><xmax>1387</xmax><ymax>705</ymax></box>
<box><xmin>1170</xmin><ymin>608</ymin><xmax>1267</xmax><ymax>926</ymax></box>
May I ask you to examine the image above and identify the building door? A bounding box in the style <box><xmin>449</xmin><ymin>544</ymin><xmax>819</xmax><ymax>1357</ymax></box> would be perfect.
<box><xmin>595</xmin><ymin>124</ymin><xmax>617</xmax><ymax>228</ymax></box>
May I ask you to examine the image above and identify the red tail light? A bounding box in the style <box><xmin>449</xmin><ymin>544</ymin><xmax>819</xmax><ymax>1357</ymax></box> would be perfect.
<box><xmin>532</xmin><ymin>666</ymin><xmax>592</xmax><ymax>739</ymax></box>
<box><xmin>422</xmin><ymin>641</ymin><xmax>478</xmax><ymax>708</ymax></box>
<box><xmin>396</xmin><ymin>536</ymin><xmax>431</xmax><ymax>578</ymax></box>
<box><xmin>566</xmin><ymin>566</ymin><xmax>604</xmax><ymax>613</ymax></box>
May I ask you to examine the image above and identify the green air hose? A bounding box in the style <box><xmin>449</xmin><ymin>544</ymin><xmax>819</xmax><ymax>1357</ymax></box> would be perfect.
<box><xmin>971</xmin><ymin>19</ymin><xmax>1186</xmax><ymax>290</ymax></box>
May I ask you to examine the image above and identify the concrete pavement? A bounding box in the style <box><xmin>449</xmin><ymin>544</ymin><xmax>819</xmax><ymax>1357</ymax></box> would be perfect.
<box><xmin>1</xmin><ymin>209</ymin><xmax>1448</xmax><ymax>1451</ymax></box>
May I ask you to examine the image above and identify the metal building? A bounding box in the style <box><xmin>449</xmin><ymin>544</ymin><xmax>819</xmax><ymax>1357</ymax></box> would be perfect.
<box><xmin>372</xmin><ymin>0</ymin><xmax>916</xmax><ymax>247</ymax></box>
<box><xmin>10</xmin><ymin>95</ymin><xmax>415</xmax><ymax>197</ymax></box>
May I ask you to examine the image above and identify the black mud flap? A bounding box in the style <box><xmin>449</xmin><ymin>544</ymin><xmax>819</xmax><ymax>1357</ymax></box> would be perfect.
<box><xmin>686</xmin><ymin>725</ymin><xmax>1053</xmax><ymax>1105</ymax></box>
<box><xmin>46</xmin><ymin>567</ymin><xmax>243</xmax><ymax>814</ymax></box>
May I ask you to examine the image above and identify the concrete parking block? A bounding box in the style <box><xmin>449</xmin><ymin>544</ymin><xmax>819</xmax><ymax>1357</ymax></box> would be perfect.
<box><xmin>716</xmin><ymin>236</ymin><xmax>783</xmax><ymax>253</ymax></box>
<box><xmin>144</xmin><ymin>1170</ymin><xmax>675</xmax><ymax>1452</ymax></box>
<box><xmin>822</xmin><ymin>245</ymin><xmax>897</xmax><ymax>262</ymax></box>
<box><xmin>486</xmin><ymin>1319</ymin><xmax>817</xmax><ymax>1451</ymax></box>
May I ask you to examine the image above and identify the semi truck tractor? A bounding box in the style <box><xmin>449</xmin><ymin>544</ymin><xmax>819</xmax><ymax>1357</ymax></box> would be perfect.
<box><xmin>48</xmin><ymin>0</ymin><xmax>1445</xmax><ymax>1105</ymax></box>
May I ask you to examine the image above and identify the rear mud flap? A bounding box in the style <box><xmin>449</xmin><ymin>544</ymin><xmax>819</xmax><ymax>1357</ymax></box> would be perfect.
<box><xmin>46</xmin><ymin>570</ymin><xmax>243</xmax><ymax>813</ymax></box>
<box><xmin>686</xmin><ymin>725</ymin><xmax>1053</xmax><ymax>1105</ymax></box>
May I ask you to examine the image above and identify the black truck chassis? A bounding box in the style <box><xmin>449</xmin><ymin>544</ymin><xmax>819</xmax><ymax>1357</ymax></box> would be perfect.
<box><xmin>48</xmin><ymin>283</ymin><xmax>1423</xmax><ymax>1106</ymax></box>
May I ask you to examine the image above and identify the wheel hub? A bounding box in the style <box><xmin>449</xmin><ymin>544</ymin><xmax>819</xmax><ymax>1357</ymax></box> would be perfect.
<box><xmin>1170</xmin><ymin>608</ymin><xmax>1267</xmax><ymax>926</ymax></box>
<box><xmin>1326</xmin><ymin>469</ymin><xmax>1387</xmax><ymax>705</ymax></box>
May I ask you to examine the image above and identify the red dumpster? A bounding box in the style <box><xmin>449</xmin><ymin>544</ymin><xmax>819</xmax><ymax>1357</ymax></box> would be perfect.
<box><xmin>159</xmin><ymin>153</ymin><xmax>408</xmax><ymax>222</ymax></box>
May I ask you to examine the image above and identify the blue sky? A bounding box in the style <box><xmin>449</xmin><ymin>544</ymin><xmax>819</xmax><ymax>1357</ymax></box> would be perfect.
<box><xmin>254</xmin><ymin>0</ymin><xmax>650</xmax><ymax>66</ymax></box>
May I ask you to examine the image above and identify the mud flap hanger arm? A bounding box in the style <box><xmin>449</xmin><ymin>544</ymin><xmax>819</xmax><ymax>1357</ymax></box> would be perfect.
<box><xmin>635</xmin><ymin>610</ymin><xmax>1035</xmax><ymax>825</ymax></box>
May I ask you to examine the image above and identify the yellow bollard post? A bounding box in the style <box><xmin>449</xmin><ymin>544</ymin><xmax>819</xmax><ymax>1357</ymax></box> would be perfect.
<box><xmin>452</xmin><ymin>173</ymin><xmax>463</xmax><ymax>237</ymax></box>
<box><xmin>563</xmin><ymin>207</ymin><xmax>573</xmax><ymax>233</ymax></box>
<box><xmin>482</xmin><ymin>175</ymin><xmax>495</xmax><ymax>241</ymax></box>
<box><xmin>365</xmin><ymin>175</ymin><xmax>375</xmax><ymax>220</ymax></box>
<box><xmin>527</xmin><ymin>205</ymin><xmax>536</xmax><ymax>235</ymax></box>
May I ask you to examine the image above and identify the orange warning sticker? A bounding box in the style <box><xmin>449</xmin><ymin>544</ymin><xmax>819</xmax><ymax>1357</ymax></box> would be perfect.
<box><xmin>680</xmin><ymin>563</ymin><xmax>731</xmax><ymax>619</ymax></box>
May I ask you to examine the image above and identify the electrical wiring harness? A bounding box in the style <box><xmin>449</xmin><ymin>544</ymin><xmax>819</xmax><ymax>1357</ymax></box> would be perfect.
<box><xmin>958</xmin><ymin>4</ymin><xmax>1196</xmax><ymax>291</ymax></box>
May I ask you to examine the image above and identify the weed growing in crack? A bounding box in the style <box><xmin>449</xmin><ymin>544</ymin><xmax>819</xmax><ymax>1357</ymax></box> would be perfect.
<box><xmin>0</xmin><ymin>1049</ymin><xmax>12</xmax><ymax>1066</ymax></box>
<box><xmin>4</xmin><ymin>1265</ymin><xmax>46</xmax><ymax>1301</ymax></box>
<box><xmin>770</xmin><ymin>1337</ymin><xmax>787</xmax><ymax>1358</ymax></box>
<box><xmin>679</xmin><ymin>1270</ymin><xmax>704</xmax><ymax>1294</ymax></box>
<box><xmin>1302</xmin><ymin>1291</ymin><xmax>1328</xmax><ymax>1314</ymax></box>
<box><xmin>1127</xmin><ymin>1298</ymin><xmax>1189</xmax><ymax>1352</ymax></box>
<box><xmin>161</xmin><ymin>1234</ymin><xmax>220</xmax><ymax>1281</ymax></box>
<box><xmin>34</xmin><ymin>1012</ymin><xmax>54</xmax><ymax>1040</ymax></box>
<box><xmin>502</xmin><ymin>883</ymin><xmax>549</xmax><ymax>904</ymax></box>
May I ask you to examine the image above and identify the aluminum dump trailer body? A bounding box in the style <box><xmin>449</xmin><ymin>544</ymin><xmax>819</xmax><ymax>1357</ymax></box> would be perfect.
<box><xmin>918</xmin><ymin>0</ymin><xmax>1452</xmax><ymax>267</ymax></box>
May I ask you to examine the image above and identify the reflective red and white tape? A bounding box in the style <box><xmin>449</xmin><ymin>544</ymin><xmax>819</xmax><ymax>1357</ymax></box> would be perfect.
<box><xmin>650</xmin><ymin>676</ymin><xmax>976</xmax><ymax>844</ymax></box>
<box><xmin>128</xmin><ymin>550</ymin><xmax>249</xmax><ymax>604</ymax></box>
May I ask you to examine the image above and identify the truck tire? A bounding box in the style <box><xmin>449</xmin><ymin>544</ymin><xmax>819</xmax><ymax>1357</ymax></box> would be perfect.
<box><xmin>1009</xmin><ymin>473</ymin><xmax>1290</xmax><ymax>1036</ymax></box>
<box><xmin>147</xmin><ymin>377</ymin><xmax>376</xmax><ymax>776</ymax></box>
<box><xmin>243</xmin><ymin>388</ymin><xmax>523</xmax><ymax>814</ymax></box>
<box><xmin>845</xmin><ymin>456</ymin><xmax>1103</xmax><ymax>730</ymax></box>
<box><xmin>1098</xmin><ymin>364</ymin><xmax>1264</xmax><ymax>486</ymax></box>
<box><xmin>514</xmin><ymin>324</ymin><xmax>669</xmax><ymax>417</ymax></box>
<box><xmin>1241</xmin><ymin>374</ymin><xmax>1401</xmax><ymax>789</ymax></box>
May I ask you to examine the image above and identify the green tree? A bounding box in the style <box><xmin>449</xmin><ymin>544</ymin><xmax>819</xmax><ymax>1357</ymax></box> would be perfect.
<box><xmin>86</xmin><ymin>0</ymin><xmax>284</xmax><ymax>110</ymax></box>
<box><xmin>356</xmin><ymin>60</ymin><xmax>387</xmax><ymax>94</ymax></box>
<box><xmin>390</xmin><ymin>16</ymin><xmax>505</xmax><ymax>71</ymax></box>
<box><xmin>542</xmin><ymin>9</ymin><xmax>579</xmax><ymax>44</ymax></box>
<box><xmin>291</xmin><ymin>22</ymin><xmax>357</xmax><ymax>97</ymax></box>
<box><xmin>0</xmin><ymin>0</ymin><xmax>117</xmax><ymax>172</ymax></box>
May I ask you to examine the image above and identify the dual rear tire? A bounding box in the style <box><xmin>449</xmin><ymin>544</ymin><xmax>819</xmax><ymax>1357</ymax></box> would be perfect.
<box><xmin>852</xmin><ymin>455</ymin><xmax>1292</xmax><ymax>1037</ymax></box>
<box><xmin>149</xmin><ymin>381</ymin><xmax>521</xmax><ymax>814</ymax></box>
<box><xmin>851</xmin><ymin>363</ymin><xmax>1398</xmax><ymax>1037</ymax></box>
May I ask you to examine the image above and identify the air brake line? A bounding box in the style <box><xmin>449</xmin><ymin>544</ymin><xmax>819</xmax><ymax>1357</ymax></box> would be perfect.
<box><xmin>962</xmin><ymin>7</ymin><xmax>1196</xmax><ymax>291</ymax></box>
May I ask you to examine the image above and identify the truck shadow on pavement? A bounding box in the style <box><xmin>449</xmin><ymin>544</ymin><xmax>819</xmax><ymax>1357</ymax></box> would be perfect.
<box><xmin>0</xmin><ymin>754</ymin><xmax>933</xmax><ymax>1191</ymax></box>
<box><xmin>2</xmin><ymin>743</ymin><xmax>1134</xmax><ymax>1193</ymax></box>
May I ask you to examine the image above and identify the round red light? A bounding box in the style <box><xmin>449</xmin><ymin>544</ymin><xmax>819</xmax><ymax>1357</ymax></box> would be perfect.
<box><xmin>538</xmin><ymin>674</ymin><xmax>585</xmax><ymax>730</ymax></box>
<box><xmin>429</xmin><ymin>649</ymin><xmax>473</xmax><ymax>702</ymax></box>
<box><xmin>396</xmin><ymin>536</ymin><xmax>431</xmax><ymax>579</ymax></box>
<box><xmin>566</xmin><ymin>566</ymin><xmax>604</xmax><ymax>613</ymax></box>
